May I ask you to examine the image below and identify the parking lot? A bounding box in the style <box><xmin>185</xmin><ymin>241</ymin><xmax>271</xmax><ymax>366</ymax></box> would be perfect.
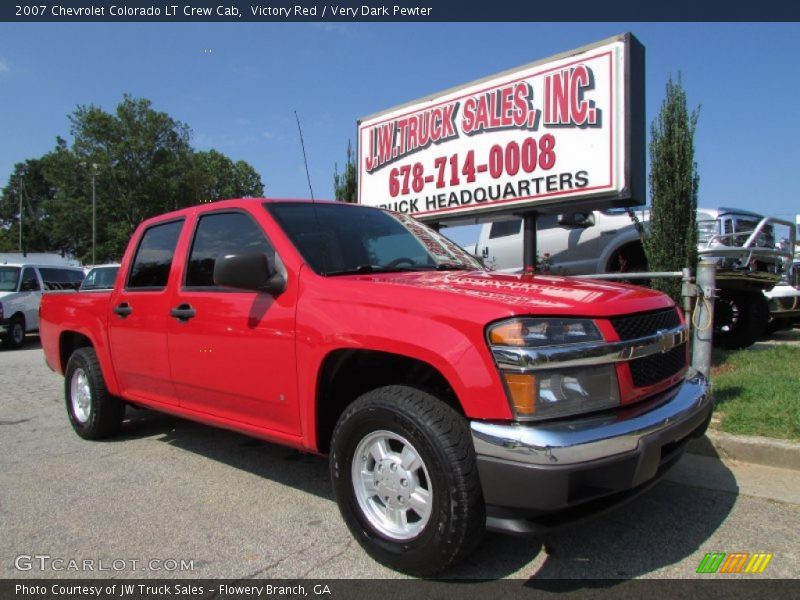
<box><xmin>1</xmin><ymin>338</ymin><xmax>798</xmax><ymax>581</ymax></box>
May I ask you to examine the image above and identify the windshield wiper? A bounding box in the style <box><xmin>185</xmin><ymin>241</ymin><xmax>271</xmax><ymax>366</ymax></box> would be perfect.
<box><xmin>325</xmin><ymin>262</ymin><xmax>473</xmax><ymax>276</ymax></box>
<box><xmin>324</xmin><ymin>264</ymin><xmax>423</xmax><ymax>276</ymax></box>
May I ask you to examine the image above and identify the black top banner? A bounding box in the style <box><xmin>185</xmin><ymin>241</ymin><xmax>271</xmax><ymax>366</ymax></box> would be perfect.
<box><xmin>3</xmin><ymin>0</ymin><xmax>800</xmax><ymax>22</ymax></box>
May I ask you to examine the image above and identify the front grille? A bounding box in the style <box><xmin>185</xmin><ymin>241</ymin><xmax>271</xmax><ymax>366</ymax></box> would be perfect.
<box><xmin>629</xmin><ymin>343</ymin><xmax>687</xmax><ymax>387</ymax></box>
<box><xmin>610</xmin><ymin>308</ymin><xmax>681</xmax><ymax>341</ymax></box>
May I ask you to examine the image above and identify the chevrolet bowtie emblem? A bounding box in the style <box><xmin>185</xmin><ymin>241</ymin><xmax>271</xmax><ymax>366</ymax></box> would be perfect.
<box><xmin>656</xmin><ymin>329</ymin><xmax>672</xmax><ymax>353</ymax></box>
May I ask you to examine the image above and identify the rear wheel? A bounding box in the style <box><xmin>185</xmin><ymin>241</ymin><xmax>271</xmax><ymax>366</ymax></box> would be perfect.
<box><xmin>606</xmin><ymin>243</ymin><xmax>648</xmax><ymax>285</ymax></box>
<box><xmin>607</xmin><ymin>242</ymin><xmax>647</xmax><ymax>274</ymax></box>
<box><xmin>65</xmin><ymin>348</ymin><xmax>125</xmax><ymax>440</ymax></box>
<box><xmin>330</xmin><ymin>386</ymin><xmax>484</xmax><ymax>576</ymax></box>
<box><xmin>714</xmin><ymin>290</ymin><xmax>770</xmax><ymax>349</ymax></box>
<box><xmin>4</xmin><ymin>315</ymin><xmax>25</xmax><ymax>349</ymax></box>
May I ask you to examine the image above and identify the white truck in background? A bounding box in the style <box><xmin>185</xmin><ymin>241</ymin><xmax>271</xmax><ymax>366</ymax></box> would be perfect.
<box><xmin>0</xmin><ymin>252</ymin><xmax>81</xmax><ymax>268</ymax></box>
<box><xmin>0</xmin><ymin>263</ymin><xmax>85</xmax><ymax>349</ymax></box>
<box><xmin>473</xmin><ymin>207</ymin><xmax>797</xmax><ymax>349</ymax></box>
<box><xmin>474</xmin><ymin>208</ymin><xmax>646</xmax><ymax>275</ymax></box>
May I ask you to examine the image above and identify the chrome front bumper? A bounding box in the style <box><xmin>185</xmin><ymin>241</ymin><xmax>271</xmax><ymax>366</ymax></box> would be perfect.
<box><xmin>470</xmin><ymin>372</ymin><xmax>713</xmax><ymax>529</ymax></box>
<box><xmin>472</xmin><ymin>372</ymin><xmax>710</xmax><ymax>466</ymax></box>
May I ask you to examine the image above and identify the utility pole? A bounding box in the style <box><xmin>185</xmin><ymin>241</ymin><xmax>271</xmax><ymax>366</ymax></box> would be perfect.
<box><xmin>81</xmin><ymin>162</ymin><xmax>99</xmax><ymax>265</ymax></box>
<box><xmin>91</xmin><ymin>163</ymin><xmax>97</xmax><ymax>266</ymax></box>
<box><xmin>18</xmin><ymin>183</ymin><xmax>22</xmax><ymax>252</ymax></box>
<box><xmin>17</xmin><ymin>166</ymin><xmax>25</xmax><ymax>252</ymax></box>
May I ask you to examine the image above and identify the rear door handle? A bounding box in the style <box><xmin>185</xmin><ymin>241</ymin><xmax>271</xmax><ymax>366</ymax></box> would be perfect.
<box><xmin>170</xmin><ymin>303</ymin><xmax>196</xmax><ymax>322</ymax></box>
<box><xmin>113</xmin><ymin>303</ymin><xmax>132</xmax><ymax>318</ymax></box>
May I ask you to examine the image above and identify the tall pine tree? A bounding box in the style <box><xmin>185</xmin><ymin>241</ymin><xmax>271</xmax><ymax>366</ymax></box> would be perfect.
<box><xmin>334</xmin><ymin>140</ymin><xmax>357</xmax><ymax>203</ymax></box>
<box><xmin>645</xmin><ymin>75</ymin><xmax>700</xmax><ymax>301</ymax></box>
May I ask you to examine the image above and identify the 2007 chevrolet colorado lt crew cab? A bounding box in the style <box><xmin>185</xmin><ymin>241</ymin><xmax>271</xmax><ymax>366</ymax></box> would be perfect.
<box><xmin>40</xmin><ymin>199</ymin><xmax>712</xmax><ymax>575</ymax></box>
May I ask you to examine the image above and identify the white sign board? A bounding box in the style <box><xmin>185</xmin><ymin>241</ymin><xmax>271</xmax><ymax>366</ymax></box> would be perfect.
<box><xmin>357</xmin><ymin>33</ymin><xmax>644</xmax><ymax>223</ymax></box>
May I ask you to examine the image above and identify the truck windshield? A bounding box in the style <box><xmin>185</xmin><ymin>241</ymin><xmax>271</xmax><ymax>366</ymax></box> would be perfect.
<box><xmin>266</xmin><ymin>202</ymin><xmax>483</xmax><ymax>276</ymax></box>
<box><xmin>697</xmin><ymin>219</ymin><xmax>718</xmax><ymax>245</ymax></box>
<box><xmin>731</xmin><ymin>216</ymin><xmax>774</xmax><ymax>248</ymax></box>
<box><xmin>0</xmin><ymin>267</ymin><xmax>20</xmax><ymax>292</ymax></box>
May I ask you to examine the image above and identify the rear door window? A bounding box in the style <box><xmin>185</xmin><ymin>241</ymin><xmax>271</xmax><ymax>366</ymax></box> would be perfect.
<box><xmin>127</xmin><ymin>220</ymin><xmax>184</xmax><ymax>289</ymax></box>
<box><xmin>39</xmin><ymin>268</ymin><xmax>83</xmax><ymax>290</ymax></box>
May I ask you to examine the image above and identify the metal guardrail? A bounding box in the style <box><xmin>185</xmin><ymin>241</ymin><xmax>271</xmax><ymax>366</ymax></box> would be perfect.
<box><xmin>577</xmin><ymin>271</ymin><xmax>683</xmax><ymax>280</ymax></box>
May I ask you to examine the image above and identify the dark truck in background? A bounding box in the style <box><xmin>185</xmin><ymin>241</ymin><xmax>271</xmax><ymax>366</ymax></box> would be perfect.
<box><xmin>40</xmin><ymin>198</ymin><xmax>712</xmax><ymax>575</ymax></box>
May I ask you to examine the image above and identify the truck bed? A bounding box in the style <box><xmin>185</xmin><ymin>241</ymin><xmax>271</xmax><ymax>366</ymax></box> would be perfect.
<box><xmin>40</xmin><ymin>291</ymin><xmax>112</xmax><ymax>374</ymax></box>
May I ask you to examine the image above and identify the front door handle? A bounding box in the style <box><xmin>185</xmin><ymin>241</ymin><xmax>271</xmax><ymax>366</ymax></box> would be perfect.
<box><xmin>113</xmin><ymin>303</ymin><xmax>132</xmax><ymax>318</ymax></box>
<box><xmin>170</xmin><ymin>303</ymin><xmax>196</xmax><ymax>322</ymax></box>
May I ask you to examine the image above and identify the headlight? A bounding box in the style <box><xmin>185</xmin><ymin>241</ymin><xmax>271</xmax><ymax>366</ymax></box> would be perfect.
<box><xmin>488</xmin><ymin>317</ymin><xmax>602</xmax><ymax>347</ymax></box>
<box><xmin>487</xmin><ymin>318</ymin><xmax>619</xmax><ymax>421</ymax></box>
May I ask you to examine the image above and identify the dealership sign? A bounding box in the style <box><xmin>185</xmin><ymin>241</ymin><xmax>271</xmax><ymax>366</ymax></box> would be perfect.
<box><xmin>357</xmin><ymin>33</ymin><xmax>644</xmax><ymax>223</ymax></box>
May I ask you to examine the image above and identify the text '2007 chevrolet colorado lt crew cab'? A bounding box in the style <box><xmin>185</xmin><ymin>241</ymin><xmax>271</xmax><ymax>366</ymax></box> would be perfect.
<box><xmin>40</xmin><ymin>199</ymin><xmax>712</xmax><ymax>575</ymax></box>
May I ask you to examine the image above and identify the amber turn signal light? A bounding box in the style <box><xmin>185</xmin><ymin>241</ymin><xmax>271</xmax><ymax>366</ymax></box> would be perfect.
<box><xmin>489</xmin><ymin>321</ymin><xmax>527</xmax><ymax>346</ymax></box>
<box><xmin>503</xmin><ymin>373</ymin><xmax>536</xmax><ymax>416</ymax></box>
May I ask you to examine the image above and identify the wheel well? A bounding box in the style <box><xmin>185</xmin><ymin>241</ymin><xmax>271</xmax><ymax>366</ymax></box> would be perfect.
<box><xmin>10</xmin><ymin>311</ymin><xmax>25</xmax><ymax>324</ymax></box>
<box><xmin>606</xmin><ymin>241</ymin><xmax>648</xmax><ymax>273</ymax></box>
<box><xmin>316</xmin><ymin>349</ymin><xmax>463</xmax><ymax>454</ymax></box>
<box><xmin>59</xmin><ymin>332</ymin><xmax>93</xmax><ymax>372</ymax></box>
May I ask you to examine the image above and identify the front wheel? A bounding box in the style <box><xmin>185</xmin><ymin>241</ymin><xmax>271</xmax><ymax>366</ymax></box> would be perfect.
<box><xmin>4</xmin><ymin>316</ymin><xmax>26</xmax><ymax>349</ymax></box>
<box><xmin>65</xmin><ymin>348</ymin><xmax>125</xmax><ymax>440</ymax></box>
<box><xmin>330</xmin><ymin>386</ymin><xmax>485</xmax><ymax>576</ymax></box>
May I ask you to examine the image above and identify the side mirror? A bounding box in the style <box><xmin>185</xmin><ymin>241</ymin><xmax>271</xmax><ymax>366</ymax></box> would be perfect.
<box><xmin>213</xmin><ymin>252</ymin><xmax>286</xmax><ymax>295</ymax></box>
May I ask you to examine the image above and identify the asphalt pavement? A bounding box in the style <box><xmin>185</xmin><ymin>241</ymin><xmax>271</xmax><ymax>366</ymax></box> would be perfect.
<box><xmin>1</xmin><ymin>337</ymin><xmax>798</xmax><ymax>580</ymax></box>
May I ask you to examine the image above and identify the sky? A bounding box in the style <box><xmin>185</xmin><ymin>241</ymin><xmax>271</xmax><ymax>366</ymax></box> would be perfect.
<box><xmin>1</xmin><ymin>22</ymin><xmax>799</xmax><ymax>247</ymax></box>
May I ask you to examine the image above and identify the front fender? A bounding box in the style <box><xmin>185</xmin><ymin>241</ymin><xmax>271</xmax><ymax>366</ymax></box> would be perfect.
<box><xmin>294</xmin><ymin>288</ymin><xmax>512</xmax><ymax>451</ymax></box>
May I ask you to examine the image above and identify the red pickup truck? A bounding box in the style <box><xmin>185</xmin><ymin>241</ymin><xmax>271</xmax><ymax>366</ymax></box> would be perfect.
<box><xmin>40</xmin><ymin>198</ymin><xmax>712</xmax><ymax>575</ymax></box>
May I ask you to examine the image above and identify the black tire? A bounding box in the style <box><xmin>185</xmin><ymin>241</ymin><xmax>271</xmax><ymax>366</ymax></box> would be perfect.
<box><xmin>607</xmin><ymin>243</ymin><xmax>648</xmax><ymax>275</ymax></box>
<box><xmin>330</xmin><ymin>386</ymin><xmax>485</xmax><ymax>576</ymax></box>
<box><xmin>713</xmin><ymin>290</ymin><xmax>770</xmax><ymax>349</ymax></box>
<box><xmin>4</xmin><ymin>315</ymin><xmax>26</xmax><ymax>349</ymax></box>
<box><xmin>65</xmin><ymin>347</ymin><xmax>125</xmax><ymax>440</ymax></box>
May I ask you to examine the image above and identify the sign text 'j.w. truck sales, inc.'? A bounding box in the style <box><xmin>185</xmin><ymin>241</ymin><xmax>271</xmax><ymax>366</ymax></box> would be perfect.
<box><xmin>357</xmin><ymin>33</ymin><xmax>645</xmax><ymax>223</ymax></box>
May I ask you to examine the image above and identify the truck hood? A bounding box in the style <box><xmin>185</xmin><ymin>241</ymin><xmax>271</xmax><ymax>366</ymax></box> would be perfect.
<box><xmin>343</xmin><ymin>269</ymin><xmax>675</xmax><ymax>318</ymax></box>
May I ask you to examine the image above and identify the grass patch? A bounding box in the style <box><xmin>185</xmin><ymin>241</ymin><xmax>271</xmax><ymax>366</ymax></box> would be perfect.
<box><xmin>711</xmin><ymin>345</ymin><xmax>800</xmax><ymax>440</ymax></box>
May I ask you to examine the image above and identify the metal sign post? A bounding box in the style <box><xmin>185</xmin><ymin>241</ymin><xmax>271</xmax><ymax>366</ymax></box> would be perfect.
<box><xmin>522</xmin><ymin>212</ymin><xmax>538</xmax><ymax>273</ymax></box>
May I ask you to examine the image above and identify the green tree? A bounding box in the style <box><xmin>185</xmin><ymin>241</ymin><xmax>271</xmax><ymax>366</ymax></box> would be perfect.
<box><xmin>645</xmin><ymin>76</ymin><xmax>700</xmax><ymax>301</ymax></box>
<box><xmin>0</xmin><ymin>158</ymin><xmax>57</xmax><ymax>253</ymax></box>
<box><xmin>190</xmin><ymin>149</ymin><xmax>264</xmax><ymax>203</ymax></box>
<box><xmin>0</xmin><ymin>95</ymin><xmax>265</xmax><ymax>263</ymax></box>
<box><xmin>334</xmin><ymin>140</ymin><xmax>357</xmax><ymax>203</ymax></box>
